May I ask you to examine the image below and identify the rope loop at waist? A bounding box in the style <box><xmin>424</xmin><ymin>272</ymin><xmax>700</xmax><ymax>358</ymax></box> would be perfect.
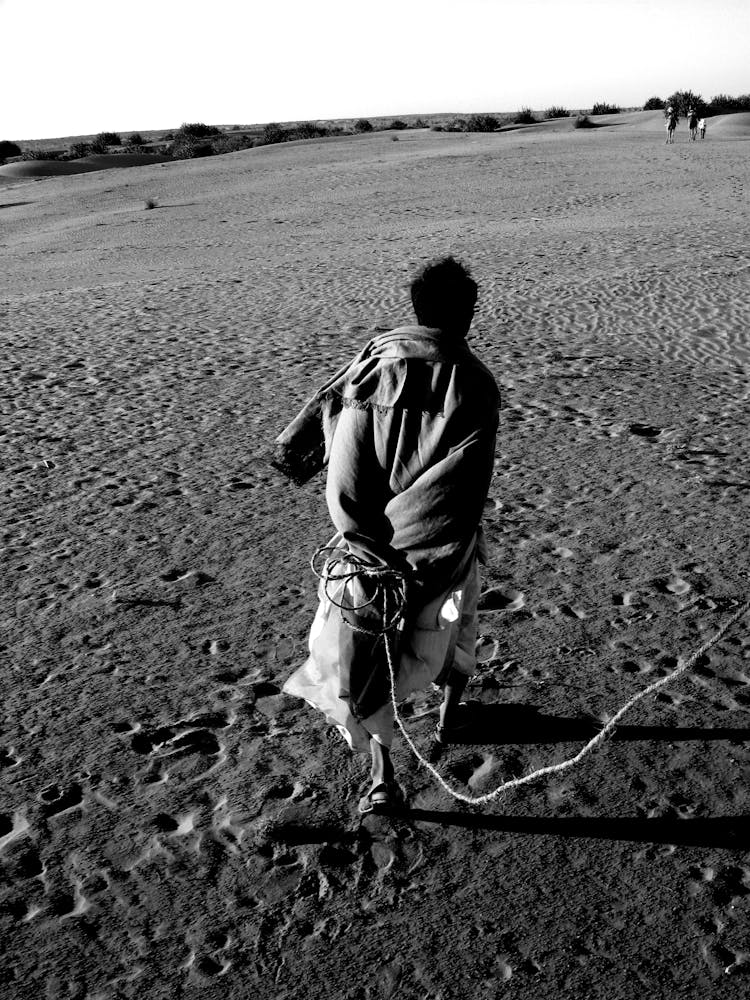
<box><xmin>310</xmin><ymin>545</ymin><xmax>408</xmax><ymax>635</ymax></box>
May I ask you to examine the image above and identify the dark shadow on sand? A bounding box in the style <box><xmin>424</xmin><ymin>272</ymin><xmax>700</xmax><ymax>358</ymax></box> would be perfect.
<box><xmin>405</xmin><ymin>809</ymin><xmax>750</xmax><ymax>850</ymax></box>
<box><xmin>442</xmin><ymin>703</ymin><xmax>750</xmax><ymax>746</ymax></box>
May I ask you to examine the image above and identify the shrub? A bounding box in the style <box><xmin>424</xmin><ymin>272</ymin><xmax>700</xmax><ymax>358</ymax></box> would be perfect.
<box><xmin>163</xmin><ymin>131</ymin><xmax>175</xmax><ymax>141</ymax></box>
<box><xmin>95</xmin><ymin>131</ymin><xmax>121</xmax><ymax>146</ymax></box>
<box><xmin>413</xmin><ymin>118</ymin><xmax>429</xmax><ymax>129</ymax></box>
<box><xmin>431</xmin><ymin>125</ymin><xmax>445</xmax><ymax>132</ymax></box>
<box><xmin>665</xmin><ymin>90</ymin><xmax>706</xmax><ymax>117</ymax></box>
<box><xmin>88</xmin><ymin>136</ymin><xmax>109</xmax><ymax>154</ymax></box>
<box><xmin>514</xmin><ymin>108</ymin><xmax>536</xmax><ymax>125</ymax></box>
<box><xmin>21</xmin><ymin>148</ymin><xmax>62</xmax><ymax>160</ymax></box>
<box><xmin>466</xmin><ymin>114</ymin><xmax>500</xmax><ymax>132</ymax></box>
<box><xmin>591</xmin><ymin>102</ymin><xmax>620</xmax><ymax>115</ymax></box>
<box><xmin>170</xmin><ymin>133</ymin><xmax>215</xmax><ymax>158</ymax></box>
<box><xmin>291</xmin><ymin>122</ymin><xmax>330</xmax><ymax>140</ymax></box>
<box><xmin>388</xmin><ymin>119</ymin><xmax>409</xmax><ymax>130</ymax></box>
<box><xmin>354</xmin><ymin>118</ymin><xmax>373</xmax><ymax>133</ymax></box>
<box><xmin>126</xmin><ymin>132</ymin><xmax>146</xmax><ymax>146</ymax></box>
<box><xmin>705</xmin><ymin>93</ymin><xmax>750</xmax><ymax>115</ymax></box>
<box><xmin>0</xmin><ymin>140</ymin><xmax>22</xmax><ymax>161</ymax></box>
<box><xmin>574</xmin><ymin>115</ymin><xmax>594</xmax><ymax>128</ymax></box>
<box><xmin>212</xmin><ymin>133</ymin><xmax>257</xmax><ymax>154</ymax></box>
<box><xmin>69</xmin><ymin>142</ymin><xmax>92</xmax><ymax>158</ymax></box>
<box><xmin>144</xmin><ymin>198</ymin><xmax>158</xmax><ymax>210</ymax></box>
<box><xmin>643</xmin><ymin>96</ymin><xmax>665</xmax><ymax>111</ymax></box>
<box><xmin>545</xmin><ymin>106</ymin><xmax>570</xmax><ymax>119</ymax></box>
<box><xmin>231</xmin><ymin>124</ymin><xmax>241</xmax><ymax>131</ymax></box>
<box><xmin>177</xmin><ymin>122</ymin><xmax>220</xmax><ymax>139</ymax></box>
<box><xmin>445</xmin><ymin>117</ymin><xmax>468</xmax><ymax>132</ymax></box>
<box><xmin>262</xmin><ymin>122</ymin><xmax>287</xmax><ymax>144</ymax></box>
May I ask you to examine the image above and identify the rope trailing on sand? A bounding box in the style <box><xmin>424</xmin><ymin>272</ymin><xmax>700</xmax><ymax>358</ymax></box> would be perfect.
<box><xmin>313</xmin><ymin>547</ymin><xmax>750</xmax><ymax>805</ymax></box>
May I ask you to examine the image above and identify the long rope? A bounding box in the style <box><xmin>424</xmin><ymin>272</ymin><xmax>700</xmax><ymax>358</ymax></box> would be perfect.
<box><xmin>389</xmin><ymin>595</ymin><xmax>750</xmax><ymax>804</ymax></box>
<box><xmin>313</xmin><ymin>547</ymin><xmax>750</xmax><ymax>805</ymax></box>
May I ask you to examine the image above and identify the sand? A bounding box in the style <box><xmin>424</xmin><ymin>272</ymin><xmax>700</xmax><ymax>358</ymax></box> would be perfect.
<box><xmin>2</xmin><ymin>111</ymin><xmax>750</xmax><ymax>998</ymax></box>
<box><xmin>0</xmin><ymin>153</ymin><xmax>171</xmax><ymax>181</ymax></box>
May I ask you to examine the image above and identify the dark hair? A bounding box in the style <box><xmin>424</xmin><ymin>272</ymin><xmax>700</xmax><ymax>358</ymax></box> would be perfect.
<box><xmin>410</xmin><ymin>256</ymin><xmax>478</xmax><ymax>332</ymax></box>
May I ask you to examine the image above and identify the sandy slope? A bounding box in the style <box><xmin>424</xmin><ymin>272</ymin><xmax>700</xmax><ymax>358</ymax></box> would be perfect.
<box><xmin>0</xmin><ymin>153</ymin><xmax>171</xmax><ymax>181</ymax></box>
<box><xmin>2</xmin><ymin>121</ymin><xmax>750</xmax><ymax>998</ymax></box>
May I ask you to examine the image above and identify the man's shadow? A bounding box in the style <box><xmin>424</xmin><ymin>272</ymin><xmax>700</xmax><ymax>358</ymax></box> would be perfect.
<box><xmin>445</xmin><ymin>701</ymin><xmax>750</xmax><ymax>747</ymax></box>
<box><xmin>406</xmin><ymin>703</ymin><xmax>750</xmax><ymax>850</ymax></box>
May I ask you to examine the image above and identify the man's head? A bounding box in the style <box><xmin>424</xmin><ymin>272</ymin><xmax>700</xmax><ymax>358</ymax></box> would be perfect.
<box><xmin>410</xmin><ymin>256</ymin><xmax>478</xmax><ymax>338</ymax></box>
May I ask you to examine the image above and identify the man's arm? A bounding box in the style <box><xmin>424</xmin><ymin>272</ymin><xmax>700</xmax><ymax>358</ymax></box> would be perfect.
<box><xmin>325</xmin><ymin>404</ymin><xmax>407</xmax><ymax>569</ymax></box>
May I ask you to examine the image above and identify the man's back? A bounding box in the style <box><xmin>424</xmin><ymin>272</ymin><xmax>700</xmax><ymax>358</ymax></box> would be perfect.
<box><xmin>325</xmin><ymin>325</ymin><xmax>499</xmax><ymax>597</ymax></box>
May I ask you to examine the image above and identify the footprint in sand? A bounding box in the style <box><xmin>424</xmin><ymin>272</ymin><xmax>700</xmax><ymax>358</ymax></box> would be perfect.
<box><xmin>475</xmin><ymin>635</ymin><xmax>500</xmax><ymax>663</ymax></box>
<box><xmin>202</xmin><ymin>639</ymin><xmax>230</xmax><ymax>655</ymax></box>
<box><xmin>0</xmin><ymin>747</ymin><xmax>20</xmax><ymax>768</ymax></box>
<box><xmin>479</xmin><ymin>587</ymin><xmax>526</xmax><ymax>612</ymax></box>
<box><xmin>559</xmin><ymin>603</ymin><xmax>587</xmax><ymax>620</ymax></box>
<box><xmin>39</xmin><ymin>782</ymin><xmax>84</xmax><ymax>818</ymax></box>
<box><xmin>612</xmin><ymin>591</ymin><xmax>637</xmax><ymax>607</ymax></box>
<box><xmin>629</xmin><ymin>422</ymin><xmax>663</xmax><ymax>438</ymax></box>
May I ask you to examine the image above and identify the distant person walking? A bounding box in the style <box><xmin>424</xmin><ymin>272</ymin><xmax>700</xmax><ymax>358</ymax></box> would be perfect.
<box><xmin>665</xmin><ymin>106</ymin><xmax>678</xmax><ymax>144</ymax></box>
<box><xmin>698</xmin><ymin>117</ymin><xmax>707</xmax><ymax>139</ymax></box>
<box><xmin>688</xmin><ymin>109</ymin><xmax>699</xmax><ymax>141</ymax></box>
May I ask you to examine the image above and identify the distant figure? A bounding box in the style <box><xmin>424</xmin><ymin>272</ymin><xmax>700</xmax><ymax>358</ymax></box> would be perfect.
<box><xmin>278</xmin><ymin>257</ymin><xmax>499</xmax><ymax>814</ymax></box>
<box><xmin>688</xmin><ymin>109</ymin><xmax>699</xmax><ymax>141</ymax></box>
<box><xmin>665</xmin><ymin>106</ymin><xmax>678</xmax><ymax>144</ymax></box>
<box><xmin>698</xmin><ymin>117</ymin><xmax>706</xmax><ymax>139</ymax></box>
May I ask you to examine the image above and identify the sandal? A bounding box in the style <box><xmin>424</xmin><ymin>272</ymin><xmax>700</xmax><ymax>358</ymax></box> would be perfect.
<box><xmin>433</xmin><ymin>722</ymin><xmax>449</xmax><ymax>746</ymax></box>
<box><xmin>358</xmin><ymin>781</ymin><xmax>404</xmax><ymax>815</ymax></box>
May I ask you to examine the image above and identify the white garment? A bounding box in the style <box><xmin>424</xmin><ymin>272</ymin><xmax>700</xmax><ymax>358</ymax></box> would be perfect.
<box><xmin>283</xmin><ymin>550</ymin><xmax>480</xmax><ymax>752</ymax></box>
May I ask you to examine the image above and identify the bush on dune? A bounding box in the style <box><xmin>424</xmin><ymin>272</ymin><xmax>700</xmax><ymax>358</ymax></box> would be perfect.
<box><xmin>591</xmin><ymin>102</ymin><xmax>620</xmax><ymax>115</ymax></box>
<box><xmin>354</xmin><ymin>118</ymin><xmax>374</xmax><ymax>133</ymax></box>
<box><xmin>514</xmin><ymin>108</ymin><xmax>537</xmax><ymax>125</ymax></box>
<box><xmin>170</xmin><ymin>134</ymin><xmax>215</xmax><ymax>159</ymax></box>
<box><xmin>126</xmin><ymin>132</ymin><xmax>146</xmax><ymax>147</ymax></box>
<box><xmin>178</xmin><ymin>122</ymin><xmax>221</xmax><ymax>139</ymax></box>
<box><xmin>388</xmin><ymin>119</ymin><xmax>409</xmax><ymax>130</ymax></box>
<box><xmin>705</xmin><ymin>93</ymin><xmax>750</xmax><ymax>115</ymax></box>
<box><xmin>68</xmin><ymin>142</ymin><xmax>93</xmax><ymax>159</ymax></box>
<box><xmin>0</xmin><ymin>140</ymin><xmax>22</xmax><ymax>162</ymax></box>
<box><xmin>95</xmin><ymin>131</ymin><xmax>121</xmax><ymax>146</ymax></box>
<box><xmin>291</xmin><ymin>122</ymin><xmax>331</xmax><ymax>140</ymax></box>
<box><xmin>466</xmin><ymin>114</ymin><xmax>500</xmax><ymax>132</ymax></box>
<box><xmin>666</xmin><ymin>90</ymin><xmax>706</xmax><ymax>116</ymax></box>
<box><xmin>262</xmin><ymin>123</ymin><xmax>286</xmax><ymax>144</ymax></box>
<box><xmin>211</xmin><ymin>133</ymin><xmax>258</xmax><ymax>154</ymax></box>
<box><xmin>20</xmin><ymin>149</ymin><xmax>63</xmax><ymax>161</ymax></box>
<box><xmin>544</xmin><ymin>106</ymin><xmax>570</xmax><ymax>119</ymax></box>
<box><xmin>646</xmin><ymin>90</ymin><xmax>750</xmax><ymax>117</ymax></box>
<box><xmin>574</xmin><ymin>115</ymin><xmax>594</xmax><ymax>128</ymax></box>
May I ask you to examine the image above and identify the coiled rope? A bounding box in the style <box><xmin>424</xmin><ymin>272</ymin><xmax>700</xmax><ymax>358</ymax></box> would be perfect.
<box><xmin>312</xmin><ymin>546</ymin><xmax>750</xmax><ymax>805</ymax></box>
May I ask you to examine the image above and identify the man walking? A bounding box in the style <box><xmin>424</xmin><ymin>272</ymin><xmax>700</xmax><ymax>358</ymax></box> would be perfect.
<box><xmin>279</xmin><ymin>257</ymin><xmax>500</xmax><ymax>812</ymax></box>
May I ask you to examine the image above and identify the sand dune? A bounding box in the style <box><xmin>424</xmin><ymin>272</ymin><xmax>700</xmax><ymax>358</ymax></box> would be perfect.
<box><xmin>707</xmin><ymin>111</ymin><xmax>750</xmax><ymax>136</ymax></box>
<box><xmin>0</xmin><ymin>152</ymin><xmax>170</xmax><ymax>180</ymax></box>
<box><xmin>2</xmin><ymin>123</ymin><xmax>750</xmax><ymax>997</ymax></box>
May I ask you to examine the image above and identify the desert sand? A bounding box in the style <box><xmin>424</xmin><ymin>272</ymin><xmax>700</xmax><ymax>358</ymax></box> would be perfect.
<box><xmin>2</xmin><ymin>110</ymin><xmax>750</xmax><ymax>998</ymax></box>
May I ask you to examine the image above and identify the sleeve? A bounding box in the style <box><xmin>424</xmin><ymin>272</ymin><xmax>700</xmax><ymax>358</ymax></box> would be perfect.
<box><xmin>325</xmin><ymin>404</ymin><xmax>410</xmax><ymax>571</ymax></box>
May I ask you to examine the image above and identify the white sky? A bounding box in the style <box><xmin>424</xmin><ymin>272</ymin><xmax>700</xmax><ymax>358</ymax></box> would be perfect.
<box><xmin>3</xmin><ymin>0</ymin><xmax>749</xmax><ymax>140</ymax></box>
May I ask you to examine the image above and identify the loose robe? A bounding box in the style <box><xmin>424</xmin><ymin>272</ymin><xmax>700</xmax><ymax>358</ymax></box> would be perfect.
<box><xmin>281</xmin><ymin>326</ymin><xmax>499</xmax><ymax>750</ymax></box>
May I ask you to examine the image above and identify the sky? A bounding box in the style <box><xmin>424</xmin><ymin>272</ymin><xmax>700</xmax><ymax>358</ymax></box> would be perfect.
<box><xmin>3</xmin><ymin>0</ymin><xmax>749</xmax><ymax>140</ymax></box>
